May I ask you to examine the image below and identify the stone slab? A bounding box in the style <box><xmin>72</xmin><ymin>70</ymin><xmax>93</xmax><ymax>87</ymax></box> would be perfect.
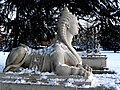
<box><xmin>0</xmin><ymin>73</ymin><xmax>116</xmax><ymax>90</ymax></box>
<box><xmin>0</xmin><ymin>73</ymin><xmax>93</xmax><ymax>89</ymax></box>
<box><xmin>82</xmin><ymin>55</ymin><xmax>107</xmax><ymax>69</ymax></box>
<box><xmin>0</xmin><ymin>83</ymin><xmax>111</xmax><ymax>90</ymax></box>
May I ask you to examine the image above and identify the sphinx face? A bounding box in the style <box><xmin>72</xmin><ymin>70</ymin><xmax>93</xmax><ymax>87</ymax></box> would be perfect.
<box><xmin>68</xmin><ymin>18</ymin><xmax>79</xmax><ymax>35</ymax></box>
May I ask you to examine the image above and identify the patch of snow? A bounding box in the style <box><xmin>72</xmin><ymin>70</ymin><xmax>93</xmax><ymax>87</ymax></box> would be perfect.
<box><xmin>93</xmin><ymin>74</ymin><xmax>120</xmax><ymax>89</ymax></box>
<box><xmin>48</xmin><ymin>79</ymin><xmax>60</xmax><ymax>85</ymax></box>
<box><xmin>40</xmin><ymin>74</ymin><xmax>48</xmax><ymax>80</ymax></box>
<box><xmin>0</xmin><ymin>52</ymin><xmax>9</xmax><ymax>72</ymax></box>
<box><xmin>64</xmin><ymin>81</ymin><xmax>77</xmax><ymax>87</ymax></box>
<box><xmin>41</xmin><ymin>72</ymin><xmax>55</xmax><ymax>76</ymax></box>
<box><xmin>14</xmin><ymin>79</ymin><xmax>26</xmax><ymax>84</ymax></box>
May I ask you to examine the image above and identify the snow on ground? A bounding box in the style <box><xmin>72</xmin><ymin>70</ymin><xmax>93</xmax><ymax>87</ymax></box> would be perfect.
<box><xmin>93</xmin><ymin>51</ymin><xmax>120</xmax><ymax>89</ymax></box>
<box><xmin>102</xmin><ymin>51</ymin><xmax>120</xmax><ymax>73</ymax></box>
<box><xmin>0</xmin><ymin>51</ymin><xmax>120</xmax><ymax>89</ymax></box>
<box><xmin>0</xmin><ymin>52</ymin><xmax>9</xmax><ymax>72</ymax></box>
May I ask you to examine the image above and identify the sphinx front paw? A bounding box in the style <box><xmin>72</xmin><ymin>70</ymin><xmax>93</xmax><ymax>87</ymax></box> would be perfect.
<box><xmin>79</xmin><ymin>67</ymin><xmax>92</xmax><ymax>78</ymax></box>
<box><xmin>83</xmin><ymin>64</ymin><xmax>92</xmax><ymax>72</ymax></box>
<box><xmin>83</xmin><ymin>71</ymin><xmax>92</xmax><ymax>78</ymax></box>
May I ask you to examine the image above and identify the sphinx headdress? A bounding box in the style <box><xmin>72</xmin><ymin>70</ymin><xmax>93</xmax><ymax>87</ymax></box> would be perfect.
<box><xmin>57</xmin><ymin>7</ymin><xmax>81</xmax><ymax>63</ymax></box>
<box><xmin>57</xmin><ymin>7</ymin><xmax>78</xmax><ymax>40</ymax></box>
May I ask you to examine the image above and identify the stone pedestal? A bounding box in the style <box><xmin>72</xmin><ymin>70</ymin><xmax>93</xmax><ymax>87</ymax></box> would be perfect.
<box><xmin>0</xmin><ymin>73</ymin><xmax>93</xmax><ymax>90</ymax></box>
<box><xmin>0</xmin><ymin>82</ymin><xmax>113</xmax><ymax>90</ymax></box>
<box><xmin>82</xmin><ymin>55</ymin><xmax>107</xmax><ymax>69</ymax></box>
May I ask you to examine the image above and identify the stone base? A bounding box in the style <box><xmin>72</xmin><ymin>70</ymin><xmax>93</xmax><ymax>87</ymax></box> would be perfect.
<box><xmin>0</xmin><ymin>83</ymin><xmax>114</xmax><ymax>90</ymax></box>
<box><xmin>82</xmin><ymin>55</ymin><xmax>107</xmax><ymax>69</ymax></box>
<box><xmin>0</xmin><ymin>73</ymin><xmax>93</xmax><ymax>90</ymax></box>
<box><xmin>0</xmin><ymin>73</ymin><xmax>116</xmax><ymax>90</ymax></box>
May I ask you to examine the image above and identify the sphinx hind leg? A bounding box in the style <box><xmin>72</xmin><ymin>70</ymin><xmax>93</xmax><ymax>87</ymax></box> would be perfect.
<box><xmin>3</xmin><ymin>53</ymin><xmax>27</xmax><ymax>72</ymax></box>
<box><xmin>3</xmin><ymin>48</ymin><xmax>27</xmax><ymax>72</ymax></box>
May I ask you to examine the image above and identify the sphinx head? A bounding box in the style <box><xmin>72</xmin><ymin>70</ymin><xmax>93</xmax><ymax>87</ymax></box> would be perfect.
<box><xmin>57</xmin><ymin>7</ymin><xmax>79</xmax><ymax>38</ymax></box>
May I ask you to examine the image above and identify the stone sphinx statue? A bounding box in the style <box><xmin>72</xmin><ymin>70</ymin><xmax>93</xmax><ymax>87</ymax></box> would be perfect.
<box><xmin>3</xmin><ymin>7</ymin><xmax>92</xmax><ymax>78</ymax></box>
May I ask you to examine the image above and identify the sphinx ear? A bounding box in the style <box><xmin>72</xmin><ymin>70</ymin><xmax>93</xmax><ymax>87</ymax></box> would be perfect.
<box><xmin>65</xmin><ymin>22</ymin><xmax>70</xmax><ymax>30</ymax></box>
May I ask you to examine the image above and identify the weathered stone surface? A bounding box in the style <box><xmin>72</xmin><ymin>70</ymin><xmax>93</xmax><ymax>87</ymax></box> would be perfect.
<box><xmin>0</xmin><ymin>83</ymin><xmax>92</xmax><ymax>90</ymax></box>
<box><xmin>0</xmin><ymin>73</ymin><xmax>117</xmax><ymax>90</ymax></box>
<box><xmin>82</xmin><ymin>55</ymin><xmax>107</xmax><ymax>69</ymax></box>
<box><xmin>4</xmin><ymin>7</ymin><xmax>92</xmax><ymax>78</ymax></box>
<box><xmin>0</xmin><ymin>73</ymin><xmax>95</xmax><ymax>90</ymax></box>
<box><xmin>0</xmin><ymin>81</ymin><xmax>115</xmax><ymax>90</ymax></box>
